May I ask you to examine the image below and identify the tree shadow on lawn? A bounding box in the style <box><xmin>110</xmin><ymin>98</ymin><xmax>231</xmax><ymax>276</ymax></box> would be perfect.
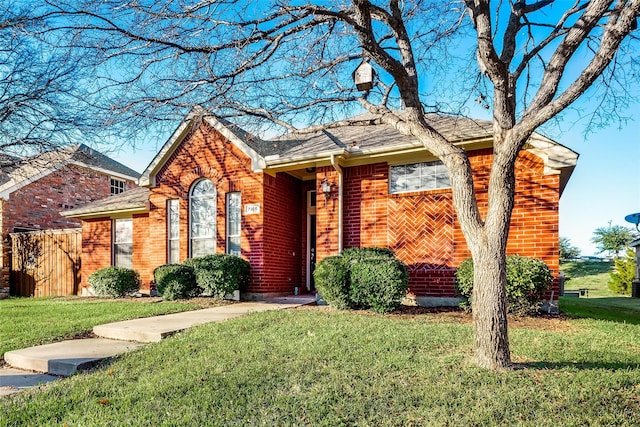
<box><xmin>515</xmin><ymin>360</ymin><xmax>640</xmax><ymax>372</ymax></box>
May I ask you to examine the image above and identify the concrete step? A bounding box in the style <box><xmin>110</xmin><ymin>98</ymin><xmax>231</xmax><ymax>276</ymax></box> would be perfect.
<box><xmin>4</xmin><ymin>339</ymin><xmax>145</xmax><ymax>376</ymax></box>
<box><xmin>93</xmin><ymin>299</ymin><xmax>315</xmax><ymax>342</ymax></box>
<box><xmin>0</xmin><ymin>367</ymin><xmax>60</xmax><ymax>397</ymax></box>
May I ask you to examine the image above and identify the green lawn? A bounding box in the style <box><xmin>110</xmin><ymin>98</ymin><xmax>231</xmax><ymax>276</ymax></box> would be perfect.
<box><xmin>0</xmin><ymin>297</ymin><xmax>205</xmax><ymax>357</ymax></box>
<box><xmin>560</xmin><ymin>260</ymin><xmax>640</xmax><ymax>324</ymax></box>
<box><xmin>561</xmin><ymin>260</ymin><xmax>616</xmax><ymax>297</ymax></box>
<box><xmin>2</xmin><ymin>266</ymin><xmax>639</xmax><ymax>425</ymax></box>
<box><xmin>2</xmin><ymin>307</ymin><xmax>640</xmax><ymax>426</ymax></box>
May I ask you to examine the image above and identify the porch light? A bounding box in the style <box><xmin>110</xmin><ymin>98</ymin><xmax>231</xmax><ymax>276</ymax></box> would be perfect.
<box><xmin>321</xmin><ymin>179</ymin><xmax>332</xmax><ymax>200</ymax></box>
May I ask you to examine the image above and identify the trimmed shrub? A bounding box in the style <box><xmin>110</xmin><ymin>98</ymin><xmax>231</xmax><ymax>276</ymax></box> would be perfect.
<box><xmin>88</xmin><ymin>266</ymin><xmax>141</xmax><ymax>297</ymax></box>
<box><xmin>455</xmin><ymin>255</ymin><xmax>553</xmax><ymax>316</ymax></box>
<box><xmin>314</xmin><ymin>247</ymin><xmax>408</xmax><ymax>314</ymax></box>
<box><xmin>184</xmin><ymin>254</ymin><xmax>250</xmax><ymax>297</ymax></box>
<box><xmin>342</xmin><ymin>247</ymin><xmax>395</xmax><ymax>264</ymax></box>
<box><xmin>154</xmin><ymin>264</ymin><xmax>198</xmax><ymax>300</ymax></box>
<box><xmin>608</xmin><ymin>248</ymin><xmax>636</xmax><ymax>295</ymax></box>
<box><xmin>313</xmin><ymin>256</ymin><xmax>350</xmax><ymax>309</ymax></box>
<box><xmin>349</xmin><ymin>258</ymin><xmax>409</xmax><ymax>314</ymax></box>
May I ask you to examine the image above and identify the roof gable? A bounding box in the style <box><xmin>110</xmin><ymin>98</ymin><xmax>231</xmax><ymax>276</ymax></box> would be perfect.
<box><xmin>0</xmin><ymin>144</ymin><xmax>140</xmax><ymax>200</ymax></box>
<box><xmin>139</xmin><ymin>108</ymin><xmax>266</xmax><ymax>187</ymax></box>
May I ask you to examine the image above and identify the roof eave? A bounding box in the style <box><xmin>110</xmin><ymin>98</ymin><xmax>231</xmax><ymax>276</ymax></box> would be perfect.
<box><xmin>61</xmin><ymin>205</ymin><xmax>149</xmax><ymax>220</ymax></box>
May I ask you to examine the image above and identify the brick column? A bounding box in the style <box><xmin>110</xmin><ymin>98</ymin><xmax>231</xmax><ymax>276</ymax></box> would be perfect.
<box><xmin>315</xmin><ymin>167</ymin><xmax>340</xmax><ymax>261</ymax></box>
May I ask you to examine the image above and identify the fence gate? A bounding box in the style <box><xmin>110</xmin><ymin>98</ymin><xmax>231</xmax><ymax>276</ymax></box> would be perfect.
<box><xmin>10</xmin><ymin>229</ymin><xmax>82</xmax><ymax>297</ymax></box>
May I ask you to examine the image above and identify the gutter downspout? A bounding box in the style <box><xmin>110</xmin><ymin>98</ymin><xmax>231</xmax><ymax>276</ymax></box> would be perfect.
<box><xmin>330</xmin><ymin>154</ymin><xmax>343</xmax><ymax>253</ymax></box>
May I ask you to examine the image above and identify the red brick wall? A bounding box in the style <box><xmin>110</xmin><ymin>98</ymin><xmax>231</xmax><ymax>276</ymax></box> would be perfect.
<box><xmin>80</xmin><ymin>218</ymin><xmax>112</xmax><ymax>290</ymax></box>
<box><xmin>342</xmin><ymin>148</ymin><xmax>560</xmax><ymax>298</ymax></box>
<box><xmin>132</xmin><ymin>213</ymin><xmax>152</xmax><ymax>285</ymax></box>
<box><xmin>3</xmin><ymin>164</ymin><xmax>135</xmax><ymax>268</ymax></box>
<box><xmin>262</xmin><ymin>172</ymin><xmax>303</xmax><ymax>294</ymax></box>
<box><xmin>147</xmin><ymin>122</ymin><xmax>266</xmax><ymax>291</ymax></box>
<box><xmin>315</xmin><ymin>166</ymin><xmax>340</xmax><ymax>260</ymax></box>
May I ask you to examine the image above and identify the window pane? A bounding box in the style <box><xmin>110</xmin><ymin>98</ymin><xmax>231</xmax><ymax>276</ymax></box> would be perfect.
<box><xmin>169</xmin><ymin>241</ymin><xmax>180</xmax><ymax>264</ymax></box>
<box><xmin>168</xmin><ymin>199</ymin><xmax>180</xmax><ymax>263</ymax></box>
<box><xmin>114</xmin><ymin>244</ymin><xmax>132</xmax><ymax>268</ymax></box>
<box><xmin>191</xmin><ymin>238</ymin><xmax>215</xmax><ymax>258</ymax></box>
<box><xmin>227</xmin><ymin>236</ymin><xmax>241</xmax><ymax>256</ymax></box>
<box><xmin>169</xmin><ymin>200</ymin><xmax>179</xmax><ymax>239</ymax></box>
<box><xmin>190</xmin><ymin>179</ymin><xmax>216</xmax><ymax>257</ymax></box>
<box><xmin>435</xmin><ymin>163</ymin><xmax>451</xmax><ymax>187</ymax></box>
<box><xmin>227</xmin><ymin>193</ymin><xmax>241</xmax><ymax>237</ymax></box>
<box><xmin>115</xmin><ymin>219</ymin><xmax>132</xmax><ymax>244</ymax></box>
<box><xmin>390</xmin><ymin>165</ymin><xmax>405</xmax><ymax>193</ymax></box>
<box><xmin>390</xmin><ymin>161</ymin><xmax>449</xmax><ymax>194</ymax></box>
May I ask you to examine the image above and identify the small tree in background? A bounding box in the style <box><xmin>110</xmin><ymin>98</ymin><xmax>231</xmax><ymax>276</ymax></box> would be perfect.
<box><xmin>559</xmin><ymin>237</ymin><xmax>581</xmax><ymax>263</ymax></box>
<box><xmin>608</xmin><ymin>248</ymin><xmax>636</xmax><ymax>295</ymax></box>
<box><xmin>591</xmin><ymin>222</ymin><xmax>637</xmax><ymax>259</ymax></box>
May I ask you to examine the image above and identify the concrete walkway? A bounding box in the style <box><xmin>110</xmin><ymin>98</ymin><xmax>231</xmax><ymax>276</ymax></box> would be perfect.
<box><xmin>0</xmin><ymin>296</ymin><xmax>314</xmax><ymax>397</ymax></box>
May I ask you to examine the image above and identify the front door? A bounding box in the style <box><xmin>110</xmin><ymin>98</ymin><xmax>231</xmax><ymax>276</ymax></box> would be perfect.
<box><xmin>307</xmin><ymin>190</ymin><xmax>317</xmax><ymax>291</ymax></box>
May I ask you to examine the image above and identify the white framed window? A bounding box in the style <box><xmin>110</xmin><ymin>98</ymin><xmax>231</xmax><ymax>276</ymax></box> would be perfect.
<box><xmin>110</xmin><ymin>178</ymin><xmax>126</xmax><ymax>195</ymax></box>
<box><xmin>226</xmin><ymin>192</ymin><xmax>241</xmax><ymax>256</ymax></box>
<box><xmin>167</xmin><ymin>199</ymin><xmax>180</xmax><ymax>263</ymax></box>
<box><xmin>389</xmin><ymin>160</ymin><xmax>450</xmax><ymax>194</ymax></box>
<box><xmin>189</xmin><ymin>179</ymin><xmax>216</xmax><ymax>257</ymax></box>
<box><xmin>113</xmin><ymin>218</ymin><xmax>133</xmax><ymax>268</ymax></box>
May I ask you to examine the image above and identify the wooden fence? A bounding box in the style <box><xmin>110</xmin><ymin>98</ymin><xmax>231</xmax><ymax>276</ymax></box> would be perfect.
<box><xmin>10</xmin><ymin>228</ymin><xmax>82</xmax><ymax>297</ymax></box>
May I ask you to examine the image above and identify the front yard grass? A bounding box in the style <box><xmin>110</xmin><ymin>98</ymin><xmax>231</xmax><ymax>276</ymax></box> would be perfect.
<box><xmin>2</xmin><ymin>307</ymin><xmax>639</xmax><ymax>426</ymax></box>
<box><xmin>0</xmin><ymin>297</ymin><xmax>207</xmax><ymax>357</ymax></box>
<box><xmin>560</xmin><ymin>260</ymin><xmax>640</xmax><ymax>324</ymax></box>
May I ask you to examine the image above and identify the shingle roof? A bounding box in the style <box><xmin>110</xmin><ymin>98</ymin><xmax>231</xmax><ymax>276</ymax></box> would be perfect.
<box><xmin>67</xmin><ymin>144</ymin><xmax>140</xmax><ymax>179</ymax></box>
<box><xmin>261</xmin><ymin>112</ymin><xmax>494</xmax><ymax>159</ymax></box>
<box><xmin>0</xmin><ymin>144</ymin><xmax>140</xmax><ymax>198</ymax></box>
<box><xmin>61</xmin><ymin>187</ymin><xmax>149</xmax><ymax>217</ymax></box>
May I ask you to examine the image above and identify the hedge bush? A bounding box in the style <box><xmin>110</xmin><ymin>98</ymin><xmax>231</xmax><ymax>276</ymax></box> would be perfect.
<box><xmin>184</xmin><ymin>254</ymin><xmax>250</xmax><ymax>297</ymax></box>
<box><xmin>88</xmin><ymin>266</ymin><xmax>141</xmax><ymax>297</ymax></box>
<box><xmin>342</xmin><ymin>247</ymin><xmax>395</xmax><ymax>264</ymax></box>
<box><xmin>154</xmin><ymin>264</ymin><xmax>198</xmax><ymax>300</ymax></box>
<box><xmin>313</xmin><ymin>247</ymin><xmax>409</xmax><ymax>314</ymax></box>
<box><xmin>313</xmin><ymin>256</ymin><xmax>350</xmax><ymax>309</ymax></box>
<box><xmin>455</xmin><ymin>255</ymin><xmax>553</xmax><ymax>316</ymax></box>
<box><xmin>608</xmin><ymin>248</ymin><xmax>636</xmax><ymax>295</ymax></box>
<box><xmin>349</xmin><ymin>258</ymin><xmax>409</xmax><ymax>314</ymax></box>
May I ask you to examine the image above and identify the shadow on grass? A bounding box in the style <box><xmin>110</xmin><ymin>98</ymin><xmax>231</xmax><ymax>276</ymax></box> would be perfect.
<box><xmin>516</xmin><ymin>360</ymin><xmax>640</xmax><ymax>371</ymax></box>
<box><xmin>559</xmin><ymin>296</ymin><xmax>640</xmax><ymax>325</ymax></box>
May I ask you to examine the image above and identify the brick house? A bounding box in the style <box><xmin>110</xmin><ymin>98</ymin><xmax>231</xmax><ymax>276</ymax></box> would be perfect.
<box><xmin>63</xmin><ymin>110</ymin><xmax>578</xmax><ymax>306</ymax></box>
<box><xmin>0</xmin><ymin>144</ymin><xmax>139</xmax><ymax>296</ymax></box>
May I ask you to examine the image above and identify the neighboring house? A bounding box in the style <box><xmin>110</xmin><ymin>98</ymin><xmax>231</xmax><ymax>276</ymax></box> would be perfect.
<box><xmin>63</xmin><ymin>109</ymin><xmax>578</xmax><ymax>306</ymax></box>
<box><xmin>0</xmin><ymin>144</ymin><xmax>140</xmax><ymax>296</ymax></box>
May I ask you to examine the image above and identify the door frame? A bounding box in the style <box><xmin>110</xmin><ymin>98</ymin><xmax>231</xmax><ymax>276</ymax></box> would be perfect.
<box><xmin>306</xmin><ymin>190</ymin><xmax>317</xmax><ymax>291</ymax></box>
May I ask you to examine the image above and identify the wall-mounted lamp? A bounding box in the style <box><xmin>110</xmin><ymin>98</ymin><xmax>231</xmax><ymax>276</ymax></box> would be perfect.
<box><xmin>321</xmin><ymin>179</ymin><xmax>332</xmax><ymax>202</ymax></box>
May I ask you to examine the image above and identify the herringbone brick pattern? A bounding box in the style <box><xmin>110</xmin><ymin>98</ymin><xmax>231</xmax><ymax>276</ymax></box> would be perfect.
<box><xmin>389</xmin><ymin>193</ymin><xmax>454</xmax><ymax>271</ymax></box>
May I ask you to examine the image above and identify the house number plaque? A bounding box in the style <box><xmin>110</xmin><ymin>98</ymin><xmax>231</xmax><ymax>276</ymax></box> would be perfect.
<box><xmin>244</xmin><ymin>203</ymin><xmax>260</xmax><ymax>215</ymax></box>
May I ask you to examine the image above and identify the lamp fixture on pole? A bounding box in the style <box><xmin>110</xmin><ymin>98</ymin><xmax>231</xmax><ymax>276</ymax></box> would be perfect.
<box><xmin>321</xmin><ymin>178</ymin><xmax>332</xmax><ymax>202</ymax></box>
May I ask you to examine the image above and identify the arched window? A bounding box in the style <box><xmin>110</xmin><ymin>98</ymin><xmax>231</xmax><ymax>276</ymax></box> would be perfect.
<box><xmin>189</xmin><ymin>179</ymin><xmax>216</xmax><ymax>257</ymax></box>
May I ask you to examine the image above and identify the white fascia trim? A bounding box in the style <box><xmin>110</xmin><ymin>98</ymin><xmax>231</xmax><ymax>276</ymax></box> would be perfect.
<box><xmin>139</xmin><ymin>116</ymin><xmax>196</xmax><ymax>187</ymax></box>
<box><xmin>203</xmin><ymin>116</ymin><xmax>266</xmax><ymax>172</ymax></box>
<box><xmin>526</xmin><ymin>133</ymin><xmax>579</xmax><ymax>175</ymax></box>
<box><xmin>265</xmin><ymin>148</ymin><xmax>347</xmax><ymax>169</ymax></box>
<box><xmin>67</xmin><ymin>161</ymin><xmax>139</xmax><ymax>182</ymax></box>
<box><xmin>60</xmin><ymin>206</ymin><xmax>149</xmax><ymax>219</ymax></box>
<box><xmin>0</xmin><ymin>167</ymin><xmax>57</xmax><ymax>200</ymax></box>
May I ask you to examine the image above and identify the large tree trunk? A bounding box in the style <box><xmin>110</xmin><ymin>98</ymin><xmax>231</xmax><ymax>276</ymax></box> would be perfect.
<box><xmin>470</xmin><ymin>242</ymin><xmax>511</xmax><ymax>369</ymax></box>
<box><xmin>467</xmin><ymin>130</ymin><xmax>520</xmax><ymax>369</ymax></box>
